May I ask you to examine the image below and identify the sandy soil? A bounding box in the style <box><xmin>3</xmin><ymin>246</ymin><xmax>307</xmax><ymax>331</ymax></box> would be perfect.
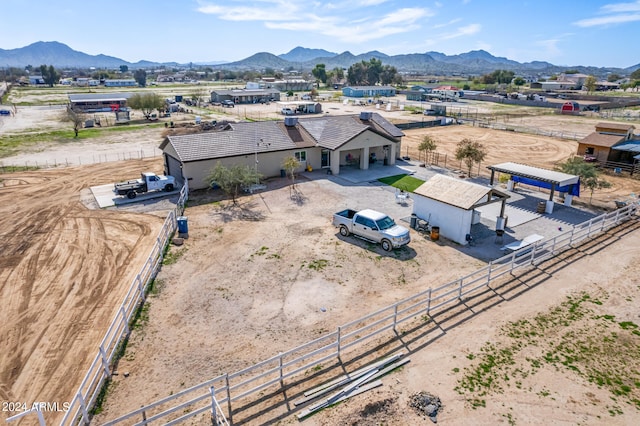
<box><xmin>0</xmin><ymin>159</ymin><xmax>167</xmax><ymax>425</ymax></box>
<box><xmin>2</xmin><ymin>90</ymin><xmax>640</xmax><ymax>425</ymax></box>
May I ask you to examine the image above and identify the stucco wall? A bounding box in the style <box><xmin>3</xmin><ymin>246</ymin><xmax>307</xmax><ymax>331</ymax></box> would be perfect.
<box><xmin>412</xmin><ymin>196</ymin><xmax>472</xmax><ymax>245</ymax></box>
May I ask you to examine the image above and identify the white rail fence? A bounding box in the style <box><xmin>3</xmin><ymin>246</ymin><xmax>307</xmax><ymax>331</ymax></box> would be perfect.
<box><xmin>5</xmin><ymin>183</ymin><xmax>189</xmax><ymax>426</ymax></box>
<box><xmin>0</xmin><ymin>149</ymin><xmax>162</xmax><ymax>171</ymax></box>
<box><xmin>93</xmin><ymin>204</ymin><xmax>637</xmax><ymax>425</ymax></box>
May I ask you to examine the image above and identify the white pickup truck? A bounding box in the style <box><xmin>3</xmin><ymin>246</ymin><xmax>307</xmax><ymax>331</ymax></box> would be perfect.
<box><xmin>114</xmin><ymin>172</ymin><xmax>176</xmax><ymax>199</ymax></box>
<box><xmin>332</xmin><ymin>209</ymin><xmax>411</xmax><ymax>251</ymax></box>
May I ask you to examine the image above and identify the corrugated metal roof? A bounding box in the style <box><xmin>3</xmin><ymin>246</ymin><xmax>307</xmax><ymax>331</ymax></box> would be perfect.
<box><xmin>611</xmin><ymin>140</ymin><xmax>640</xmax><ymax>153</ymax></box>
<box><xmin>414</xmin><ymin>174</ymin><xmax>491</xmax><ymax>210</ymax></box>
<box><xmin>68</xmin><ymin>93</ymin><xmax>134</xmax><ymax>102</ymax></box>
<box><xmin>488</xmin><ymin>162</ymin><xmax>579</xmax><ymax>186</ymax></box>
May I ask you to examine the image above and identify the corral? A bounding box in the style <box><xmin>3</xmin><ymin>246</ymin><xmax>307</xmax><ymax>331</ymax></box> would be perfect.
<box><xmin>1</xmin><ymin>91</ymin><xmax>640</xmax><ymax>425</ymax></box>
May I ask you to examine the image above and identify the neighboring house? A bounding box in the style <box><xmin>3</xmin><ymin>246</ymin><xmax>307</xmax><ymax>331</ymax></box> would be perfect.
<box><xmin>68</xmin><ymin>93</ymin><xmax>133</xmax><ymax>113</ymax></box>
<box><xmin>211</xmin><ymin>89</ymin><xmax>281</xmax><ymax>104</ymax></box>
<box><xmin>28</xmin><ymin>75</ymin><xmax>45</xmax><ymax>85</ymax></box>
<box><xmin>159</xmin><ymin>112</ymin><xmax>404</xmax><ymax>190</ymax></box>
<box><xmin>412</xmin><ymin>174</ymin><xmax>509</xmax><ymax>245</ymax></box>
<box><xmin>539</xmin><ymin>81</ymin><xmax>577</xmax><ymax>91</ymax></box>
<box><xmin>342</xmin><ymin>86</ymin><xmax>396</xmax><ymax>98</ymax></box>
<box><xmin>577</xmin><ymin>122</ymin><xmax>638</xmax><ymax>164</ymax></box>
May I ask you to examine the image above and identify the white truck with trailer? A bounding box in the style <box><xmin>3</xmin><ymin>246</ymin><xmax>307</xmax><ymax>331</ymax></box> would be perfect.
<box><xmin>332</xmin><ymin>208</ymin><xmax>411</xmax><ymax>251</ymax></box>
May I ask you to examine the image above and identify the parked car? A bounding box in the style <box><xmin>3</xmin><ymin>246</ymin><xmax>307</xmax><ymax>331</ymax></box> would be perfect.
<box><xmin>301</xmin><ymin>94</ymin><xmax>312</xmax><ymax>100</ymax></box>
<box><xmin>114</xmin><ymin>172</ymin><xmax>176</xmax><ymax>199</ymax></box>
<box><xmin>221</xmin><ymin>100</ymin><xmax>235</xmax><ymax>108</ymax></box>
<box><xmin>281</xmin><ymin>107</ymin><xmax>294</xmax><ymax>115</ymax></box>
<box><xmin>332</xmin><ymin>208</ymin><xmax>411</xmax><ymax>251</ymax></box>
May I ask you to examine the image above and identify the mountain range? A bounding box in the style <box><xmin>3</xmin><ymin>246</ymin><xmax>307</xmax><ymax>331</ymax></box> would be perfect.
<box><xmin>1</xmin><ymin>41</ymin><xmax>638</xmax><ymax>76</ymax></box>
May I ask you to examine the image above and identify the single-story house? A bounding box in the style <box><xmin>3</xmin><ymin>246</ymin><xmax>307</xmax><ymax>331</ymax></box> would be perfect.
<box><xmin>211</xmin><ymin>89</ymin><xmax>281</xmax><ymax>104</ymax></box>
<box><xmin>104</xmin><ymin>79</ymin><xmax>138</xmax><ymax>87</ymax></box>
<box><xmin>342</xmin><ymin>86</ymin><xmax>396</xmax><ymax>98</ymax></box>
<box><xmin>68</xmin><ymin>93</ymin><xmax>134</xmax><ymax>113</ymax></box>
<box><xmin>159</xmin><ymin>112</ymin><xmax>404</xmax><ymax>190</ymax></box>
<box><xmin>577</xmin><ymin>122</ymin><xmax>637</xmax><ymax>163</ymax></box>
<box><xmin>412</xmin><ymin>174</ymin><xmax>509</xmax><ymax>245</ymax></box>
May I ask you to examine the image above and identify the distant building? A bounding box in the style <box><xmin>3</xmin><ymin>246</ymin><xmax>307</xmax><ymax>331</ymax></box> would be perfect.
<box><xmin>342</xmin><ymin>86</ymin><xmax>396</xmax><ymax>98</ymax></box>
<box><xmin>68</xmin><ymin>93</ymin><xmax>133</xmax><ymax>113</ymax></box>
<box><xmin>104</xmin><ymin>79</ymin><xmax>138</xmax><ymax>87</ymax></box>
<box><xmin>211</xmin><ymin>89</ymin><xmax>281</xmax><ymax>104</ymax></box>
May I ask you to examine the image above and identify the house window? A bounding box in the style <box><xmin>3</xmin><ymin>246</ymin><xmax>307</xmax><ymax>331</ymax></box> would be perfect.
<box><xmin>294</xmin><ymin>150</ymin><xmax>307</xmax><ymax>162</ymax></box>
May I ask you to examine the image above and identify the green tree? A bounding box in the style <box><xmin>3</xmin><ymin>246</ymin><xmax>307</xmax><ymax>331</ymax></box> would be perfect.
<box><xmin>630</xmin><ymin>68</ymin><xmax>640</xmax><ymax>81</ymax></box>
<box><xmin>380</xmin><ymin>65</ymin><xmax>399</xmax><ymax>85</ymax></box>
<box><xmin>584</xmin><ymin>75</ymin><xmax>597</xmax><ymax>93</ymax></box>
<box><xmin>61</xmin><ymin>106</ymin><xmax>84</xmax><ymax>138</ymax></box>
<box><xmin>119</xmin><ymin>65</ymin><xmax>129</xmax><ymax>73</ymax></box>
<box><xmin>418</xmin><ymin>135</ymin><xmax>438</xmax><ymax>164</ymax></box>
<box><xmin>312</xmin><ymin>63</ymin><xmax>327</xmax><ymax>85</ymax></box>
<box><xmin>455</xmin><ymin>138</ymin><xmax>487</xmax><ymax>177</ymax></box>
<box><xmin>133</xmin><ymin>69</ymin><xmax>147</xmax><ymax>87</ymax></box>
<box><xmin>282</xmin><ymin>156</ymin><xmax>301</xmax><ymax>188</ymax></box>
<box><xmin>558</xmin><ymin>157</ymin><xmax>610</xmax><ymax>204</ymax></box>
<box><xmin>347</xmin><ymin>61</ymin><xmax>368</xmax><ymax>85</ymax></box>
<box><xmin>513</xmin><ymin>77</ymin><xmax>525</xmax><ymax>86</ymax></box>
<box><xmin>39</xmin><ymin>64</ymin><xmax>59</xmax><ymax>87</ymax></box>
<box><xmin>127</xmin><ymin>92</ymin><xmax>165</xmax><ymax>119</ymax></box>
<box><xmin>207</xmin><ymin>162</ymin><xmax>261</xmax><ymax>205</ymax></box>
<box><xmin>607</xmin><ymin>73</ymin><xmax>621</xmax><ymax>82</ymax></box>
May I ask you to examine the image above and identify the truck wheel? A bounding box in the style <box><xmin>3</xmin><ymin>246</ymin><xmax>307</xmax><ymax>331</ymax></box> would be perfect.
<box><xmin>381</xmin><ymin>239</ymin><xmax>393</xmax><ymax>252</ymax></box>
<box><xmin>127</xmin><ymin>191</ymin><xmax>136</xmax><ymax>199</ymax></box>
<box><xmin>339</xmin><ymin>225</ymin><xmax>349</xmax><ymax>237</ymax></box>
<box><xmin>165</xmin><ymin>184</ymin><xmax>174</xmax><ymax>192</ymax></box>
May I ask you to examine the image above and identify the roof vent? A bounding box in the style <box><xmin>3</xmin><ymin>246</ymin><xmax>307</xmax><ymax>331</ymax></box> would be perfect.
<box><xmin>284</xmin><ymin>116</ymin><xmax>298</xmax><ymax>127</ymax></box>
<box><xmin>360</xmin><ymin>111</ymin><xmax>372</xmax><ymax>121</ymax></box>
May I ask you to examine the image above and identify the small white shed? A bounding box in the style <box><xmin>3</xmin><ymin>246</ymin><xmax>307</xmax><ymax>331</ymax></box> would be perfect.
<box><xmin>413</xmin><ymin>175</ymin><xmax>508</xmax><ymax>245</ymax></box>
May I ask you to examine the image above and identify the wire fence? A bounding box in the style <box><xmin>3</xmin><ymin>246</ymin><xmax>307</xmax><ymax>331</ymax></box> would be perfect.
<box><xmin>94</xmin><ymin>203</ymin><xmax>637</xmax><ymax>426</ymax></box>
<box><xmin>0</xmin><ymin>149</ymin><xmax>163</xmax><ymax>172</ymax></box>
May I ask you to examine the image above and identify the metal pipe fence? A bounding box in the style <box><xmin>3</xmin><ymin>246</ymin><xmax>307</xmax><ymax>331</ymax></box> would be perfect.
<box><xmin>94</xmin><ymin>203</ymin><xmax>637</xmax><ymax>426</ymax></box>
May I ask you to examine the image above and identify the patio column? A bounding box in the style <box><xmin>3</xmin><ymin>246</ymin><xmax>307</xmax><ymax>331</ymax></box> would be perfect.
<box><xmin>361</xmin><ymin>147</ymin><xmax>370</xmax><ymax>170</ymax></box>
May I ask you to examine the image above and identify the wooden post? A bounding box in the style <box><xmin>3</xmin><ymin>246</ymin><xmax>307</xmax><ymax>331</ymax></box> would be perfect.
<box><xmin>225</xmin><ymin>374</ymin><xmax>232</xmax><ymax>425</ymax></box>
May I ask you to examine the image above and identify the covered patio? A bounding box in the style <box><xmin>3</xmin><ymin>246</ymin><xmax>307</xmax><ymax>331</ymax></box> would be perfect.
<box><xmin>487</xmin><ymin>162</ymin><xmax>580</xmax><ymax>214</ymax></box>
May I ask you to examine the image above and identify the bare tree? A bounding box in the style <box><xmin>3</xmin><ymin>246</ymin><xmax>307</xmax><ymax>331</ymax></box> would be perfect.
<box><xmin>418</xmin><ymin>135</ymin><xmax>438</xmax><ymax>165</ymax></box>
<box><xmin>61</xmin><ymin>106</ymin><xmax>84</xmax><ymax>138</ymax></box>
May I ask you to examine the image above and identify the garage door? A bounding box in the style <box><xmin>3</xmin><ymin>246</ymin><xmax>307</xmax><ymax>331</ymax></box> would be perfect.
<box><xmin>164</xmin><ymin>154</ymin><xmax>184</xmax><ymax>187</ymax></box>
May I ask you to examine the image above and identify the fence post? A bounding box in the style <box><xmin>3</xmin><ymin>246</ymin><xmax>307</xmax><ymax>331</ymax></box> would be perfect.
<box><xmin>225</xmin><ymin>374</ymin><xmax>232</xmax><ymax>425</ymax></box>
<box><xmin>426</xmin><ymin>288</ymin><xmax>431</xmax><ymax>315</ymax></box>
<box><xmin>121</xmin><ymin>306</ymin><xmax>130</xmax><ymax>334</ymax></box>
<box><xmin>393</xmin><ymin>304</ymin><xmax>398</xmax><ymax>332</ymax></box>
<box><xmin>458</xmin><ymin>278</ymin><xmax>463</xmax><ymax>299</ymax></box>
<box><xmin>279</xmin><ymin>353</ymin><xmax>284</xmax><ymax>386</ymax></box>
<box><xmin>337</xmin><ymin>326</ymin><xmax>342</xmax><ymax>359</ymax></box>
<box><xmin>210</xmin><ymin>386</ymin><xmax>217</xmax><ymax>426</ymax></box>
<box><xmin>77</xmin><ymin>392</ymin><xmax>90</xmax><ymax>425</ymax></box>
<box><xmin>137</xmin><ymin>274</ymin><xmax>145</xmax><ymax>302</ymax></box>
<box><xmin>99</xmin><ymin>344</ymin><xmax>111</xmax><ymax>376</ymax></box>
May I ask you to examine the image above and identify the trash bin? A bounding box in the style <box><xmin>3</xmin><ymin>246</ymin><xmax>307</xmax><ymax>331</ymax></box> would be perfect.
<box><xmin>177</xmin><ymin>216</ymin><xmax>188</xmax><ymax>234</ymax></box>
<box><xmin>280</xmin><ymin>169</ymin><xmax>286</xmax><ymax>178</ymax></box>
<box><xmin>410</xmin><ymin>213</ymin><xmax>417</xmax><ymax>229</ymax></box>
<box><xmin>537</xmin><ymin>201</ymin><xmax>546</xmax><ymax>213</ymax></box>
<box><xmin>430</xmin><ymin>226</ymin><xmax>440</xmax><ymax>241</ymax></box>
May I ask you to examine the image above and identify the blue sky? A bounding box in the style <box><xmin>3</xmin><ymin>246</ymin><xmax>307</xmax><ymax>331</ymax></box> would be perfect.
<box><xmin>1</xmin><ymin>0</ymin><xmax>639</xmax><ymax>68</ymax></box>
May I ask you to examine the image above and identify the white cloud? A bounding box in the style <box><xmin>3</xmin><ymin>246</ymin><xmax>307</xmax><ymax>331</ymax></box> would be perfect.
<box><xmin>574</xmin><ymin>13</ymin><xmax>640</xmax><ymax>27</ymax></box>
<box><xmin>439</xmin><ymin>23</ymin><xmax>481</xmax><ymax>40</ymax></box>
<box><xmin>433</xmin><ymin>18</ymin><xmax>461</xmax><ymax>29</ymax></box>
<box><xmin>573</xmin><ymin>1</ymin><xmax>640</xmax><ymax>27</ymax></box>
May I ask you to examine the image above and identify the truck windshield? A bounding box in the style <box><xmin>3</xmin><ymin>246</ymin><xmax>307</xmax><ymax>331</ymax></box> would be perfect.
<box><xmin>376</xmin><ymin>216</ymin><xmax>396</xmax><ymax>230</ymax></box>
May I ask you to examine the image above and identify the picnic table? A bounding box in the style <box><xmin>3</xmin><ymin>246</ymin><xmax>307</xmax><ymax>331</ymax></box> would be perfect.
<box><xmin>500</xmin><ymin>234</ymin><xmax>544</xmax><ymax>254</ymax></box>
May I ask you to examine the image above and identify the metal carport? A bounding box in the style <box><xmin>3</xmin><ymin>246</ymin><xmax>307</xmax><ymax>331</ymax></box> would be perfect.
<box><xmin>487</xmin><ymin>162</ymin><xmax>580</xmax><ymax>213</ymax></box>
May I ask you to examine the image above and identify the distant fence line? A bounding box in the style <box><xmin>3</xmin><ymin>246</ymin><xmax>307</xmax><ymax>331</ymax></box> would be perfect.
<box><xmin>0</xmin><ymin>149</ymin><xmax>162</xmax><ymax>172</ymax></box>
<box><xmin>89</xmin><ymin>204</ymin><xmax>636</xmax><ymax>425</ymax></box>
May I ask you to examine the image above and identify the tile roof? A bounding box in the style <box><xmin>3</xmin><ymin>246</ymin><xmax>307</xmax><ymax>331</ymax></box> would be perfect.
<box><xmin>162</xmin><ymin>114</ymin><xmax>402</xmax><ymax>162</ymax></box>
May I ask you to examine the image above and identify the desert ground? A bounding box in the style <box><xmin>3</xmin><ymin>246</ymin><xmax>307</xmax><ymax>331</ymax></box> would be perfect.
<box><xmin>1</xmin><ymin>89</ymin><xmax>640</xmax><ymax>425</ymax></box>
